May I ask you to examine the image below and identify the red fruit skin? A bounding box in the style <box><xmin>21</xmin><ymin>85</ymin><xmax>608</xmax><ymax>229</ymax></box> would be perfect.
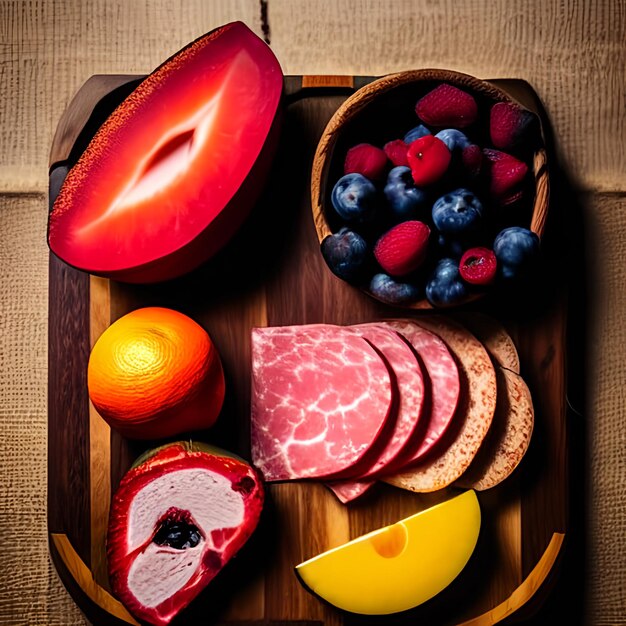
<box><xmin>490</xmin><ymin>101</ymin><xmax>538</xmax><ymax>150</ymax></box>
<box><xmin>416</xmin><ymin>83</ymin><xmax>478</xmax><ymax>128</ymax></box>
<box><xmin>107</xmin><ymin>442</ymin><xmax>264</xmax><ymax>626</ymax></box>
<box><xmin>407</xmin><ymin>136</ymin><xmax>451</xmax><ymax>186</ymax></box>
<box><xmin>459</xmin><ymin>247</ymin><xmax>497</xmax><ymax>285</ymax></box>
<box><xmin>344</xmin><ymin>143</ymin><xmax>388</xmax><ymax>179</ymax></box>
<box><xmin>483</xmin><ymin>148</ymin><xmax>529</xmax><ymax>197</ymax></box>
<box><xmin>48</xmin><ymin>22</ymin><xmax>283</xmax><ymax>284</ymax></box>
<box><xmin>374</xmin><ymin>220</ymin><xmax>430</xmax><ymax>276</ymax></box>
<box><xmin>383</xmin><ymin>139</ymin><xmax>409</xmax><ymax>167</ymax></box>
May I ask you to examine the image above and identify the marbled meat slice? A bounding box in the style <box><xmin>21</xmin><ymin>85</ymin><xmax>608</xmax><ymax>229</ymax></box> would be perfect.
<box><xmin>383</xmin><ymin>320</ymin><xmax>460</xmax><ymax>463</ymax></box>
<box><xmin>455</xmin><ymin>312</ymin><xmax>520</xmax><ymax>373</ymax></box>
<box><xmin>250</xmin><ymin>324</ymin><xmax>395</xmax><ymax>482</ymax></box>
<box><xmin>325</xmin><ymin>323</ymin><xmax>426</xmax><ymax>501</ymax></box>
<box><xmin>456</xmin><ymin>367</ymin><xmax>534</xmax><ymax>490</ymax></box>
<box><xmin>326</xmin><ymin>480</ymin><xmax>375</xmax><ymax>504</ymax></box>
<box><xmin>385</xmin><ymin>317</ymin><xmax>497</xmax><ymax>492</ymax></box>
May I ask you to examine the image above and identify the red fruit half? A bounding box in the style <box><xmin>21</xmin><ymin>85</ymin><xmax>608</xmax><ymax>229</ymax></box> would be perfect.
<box><xmin>48</xmin><ymin>22</ymin><xmax>283</xmax><ymax>283</ymax></box>
<box><xmin>490</xmin><ymin>101</ymin><xmax>538</xmax><ymax>150</ymax></box>
<box><xmin>416</xmin><ymin>83</ymin><xmax>478</xmax><ymax>128</ymax></box>
<box><xmin>383</xmin><ymin>139</ymin><xmax>409</xmax><ymax>166</ymax></box>
<box><xmin>107</xmin><ymin>442</ymin><xmax>264</xmax><ymax>626</ymax></box>
<box><xmin>344</xmin><ymin>143</ymin><xmax>388</xmax><ymax>180</ymax></box>
<box><xmin>407</xmin><ymin>136</ymin><xmax>451</xmax><ymax>186</ymax></box>
<box><xmin>459</xmin><ymin>247</ymin><xmax>497</xmax><ymax>285</ymax></box>
<box><xmin>374</xmin><ymin>220</ymin><xmax>430</xmax><ymax>276</ymax></box>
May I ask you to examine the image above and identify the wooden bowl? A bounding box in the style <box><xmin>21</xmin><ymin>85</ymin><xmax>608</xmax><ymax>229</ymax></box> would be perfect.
<box><xmin>311</xmin><ymin>69</ymin><xmax>549</xmax><ymax>309</ymax></box>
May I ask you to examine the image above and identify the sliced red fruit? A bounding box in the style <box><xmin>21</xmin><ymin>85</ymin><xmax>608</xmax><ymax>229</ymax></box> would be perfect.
<box><xmin>344</xmin><ymin>143</ymin><xmax>388</xmax><ymax>180</ymax></box>
<box><xmin>374</xmin><ymin>220</ymin><xmax>430</xmax><ymax>276</ymax></box>
<box><xmin>48</xmin><ymin>22</ymin><xmax>283</xmax><ymax>283</ymax></box>
<box><xmin>383</xmin><ymin>139</ymin><xmax>409</xmax><ymax>167</ymax></box>
<box><xmin>415</xmin><ymin>83</ymin><xmax>478</xmax><ymax>128</ymax></box>
<box><xmin>482</xmin><ymin>148</ymin><xmax>529</xmax><ymax>198</ymax></box>
<box><xmin>107</xmin><ymin>442</ymin><xmax>264</xmax><ymax>626</ymax></box>
<box><xmin>459</xmin><ymin>247</ymin><xmax>497</xmax><ymax>285</ymax></box>
<box><xmin>490</xmin><ymin>101</ymin><xmax>539</xmax><ymax>150</ymax></box>
<box><xmin>407</xmin><ymin>136</ymin><xmax>451</xmax><ymax>186</ymax></box>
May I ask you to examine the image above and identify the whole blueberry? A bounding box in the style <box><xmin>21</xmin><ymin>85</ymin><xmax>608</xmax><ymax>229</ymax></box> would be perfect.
<box><xmin>435</xmin><ymin>128</ymin><xmax>471</xmax><ymax>151</ymax></box>
<box><xmin>403</xmin><ymin>124</ymin><xmax>431</xmax><ymax>144</ymax></box>
<box><xmin>370</xmin><ymin>273</ymin><xmax>421</xmax><ymax>304</ymax></box>
<box><xmin>331</xmin><ymin>173</ymin><xmax>377</xmax><ymax>223</ymax></box>
<box><xmin>493</xmin><ymin>227</ymin><xmax>539</xmax><ymax>279</ymax></box>
<box><xmin>321</xmin><ymin>228</ymin><xmax>368</xmax><ymax>281</ymax></box>
<box><xmin>425</xmin><ymin>258</ymin><xmax>469</xmax><ymax>307</ymax></box>
<box><xmin>432</xmin><ymin>188</ymin><xmax>483</xmax><ymax>236</ymax></box>
<box><xmin>383</xmin><ymin>166</ymin><xmax>427</xmax><ymax>219</ymax></box>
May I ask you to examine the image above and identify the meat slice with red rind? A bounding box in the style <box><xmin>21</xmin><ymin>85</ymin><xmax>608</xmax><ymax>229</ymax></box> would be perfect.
<box><xmin>385</xmin><ymin>317</ymin><xmax>497</xmax><ymax>492</ymax></box>
<box><xmin>107</xmin><ymin>442</ymin><xmax>263</xmax><ymax>626</ymax></box>
<box><xmin>250</xmin><ymin>324</ymin><xmax>395</xmax><ymax>482</ymax></box>
<box><xmin>383</xmin><ymin>319</ymin><xmax>460</xmax><ymax>464</ymax></box>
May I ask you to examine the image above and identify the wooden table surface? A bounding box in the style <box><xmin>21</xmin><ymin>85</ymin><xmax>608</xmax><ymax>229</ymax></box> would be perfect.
<box><xmin>0</xmin><ymin>1</ymin><xmax>624</xmax><ymax>624</ymax></box>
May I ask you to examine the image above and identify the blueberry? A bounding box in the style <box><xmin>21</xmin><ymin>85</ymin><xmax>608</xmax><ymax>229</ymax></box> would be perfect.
<box><xmin>432</xmin><ymin>188</ymin><xmax>483</xmax><ymax>235</ymax></box>
<box><xmin>370</xmin><ymin>273</ymin><xmax>421</xmax><ymax>304</ymax></box>
<box><xmin>425</xmin><ymin>258</ymin><xmax>469</xmax><ymax>307</ymax></box>
<box><xmin>435</xmin><ymin>129</ymin><xmax>471</xmax><ymax>151</ymax></box>
<box><xmin>153</xmin><ymin>519</ymin><xmax>202</xmax><ymax>550</ymax></box>
<box><xmin>403</xmin><ymin>124</ymin><xmax>431</xmax><ymax>144</ymax></box>
<box><xmin>331</xmin><ymin>173</ymin><xmax>377</xmax><ymax>223</ymax></box>
<box><xmin>493</xmin><ymin>227</ymin><xmax>539</xmax><ymax>279</ymax></box>
<box><xmin>437</xmin><ymin>234</ymin><xmax>465</xmax><ymax>259</ymax></box>
<box><xmin>383</xmin><ymin>166</ymin><xmax>427</xmax><ymax>219</ymax></box>
<box><xmin>321</xmin><ymin>228</ymin><xmax>368</xmax><ymax>281</ymax></box>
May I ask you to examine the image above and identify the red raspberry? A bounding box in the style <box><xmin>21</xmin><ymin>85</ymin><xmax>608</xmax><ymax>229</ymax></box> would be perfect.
<box><xmin>416</xmin><ymin>84</ymin><xmax>478</xmax><ymax>128</ymax></box>
<box><xmin>490</xmin><ymin>102</ymin><xmax>539</xmax><ymax>150</ymax></box>
<box><xmin>461</xmin><ymin>144</ymin><xmax>483</xmax><ymax>178</ymax></box>
<box><xmin>483</xmin><ymin>148</ymin><xmax>528</xmax><ymax>197</ymax></box>
<box><xmin>344</xmin><ymin>143</ymin><xmax>388</xmax><ymax>180</ymax></box>
<box><xmin>374</xmin><ymin>220</ymin><xmax>430</xmax><ymax>277</ymax></box>
<box><xmin>459</xmin><ymin>247</ymin><xmax>497</xmax><ymax>285</ymax></box>
<box><xmin>383</xmin><ymin>139</ymin><xmax>409</xmax><ymax>167</ymax></box>
<box><xmin>407</xmin><ymin>136</ymin><xmax>451</xmax><ymax>186</ymax></box>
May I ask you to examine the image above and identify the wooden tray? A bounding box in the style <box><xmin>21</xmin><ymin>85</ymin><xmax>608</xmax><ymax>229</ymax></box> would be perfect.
<box><xmin>48</xmin><ymin>75</ymin><xmax>568</xmax><ymax>626</ymax></box>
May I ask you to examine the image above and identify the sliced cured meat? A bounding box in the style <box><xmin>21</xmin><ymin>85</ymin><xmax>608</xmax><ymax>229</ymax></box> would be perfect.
<box><xmin>326</xmin><ymin>324</ymin><xmax>426</xmax><ymax>501</ymax></box>
<box><xmin>455</xmin><ymin>312</ymin><xmax>520</xmax><ymax>373</ymax></box>
<box><xmin>250</xmin><ymin>324</ymin><xmax>395</xmax><ymax>482</ymax></box>
<box><xmin>327</xmin><ymin>480</ymin><xmax>375</xmax><ymax>504</ymax></box>
<box><xmin>385</xmin><ymin>317</ymin><xmax>497</xmax><ymax>492</ymax></box>
<box><xmin>456</xmin><ymin>367</ymin><xmax>534</xmax><ymax>490</ymax></box>
<box><xmin>383</xmin><ymin>320</ymin><xmax>460</xmax><ymax>463</ymax></box>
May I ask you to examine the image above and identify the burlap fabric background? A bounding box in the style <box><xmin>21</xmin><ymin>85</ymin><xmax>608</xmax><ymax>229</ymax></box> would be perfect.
<box><xmin>0</xmin><ymin>1</ymin><xmax>624</xmax><ymax>624</ymax></box>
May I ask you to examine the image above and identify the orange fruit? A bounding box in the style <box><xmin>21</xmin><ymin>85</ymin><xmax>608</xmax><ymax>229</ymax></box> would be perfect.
<box><xmin>88</xmin><ymin>307</ymin><xmax>225</xmax><ymax>439</ymax></box>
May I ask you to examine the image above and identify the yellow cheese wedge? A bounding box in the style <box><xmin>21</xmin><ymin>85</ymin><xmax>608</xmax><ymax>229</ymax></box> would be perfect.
<box><xmin>295</xmin><ymin>490</ymin><xmax>480</xmax><ymax>615</ymax></box>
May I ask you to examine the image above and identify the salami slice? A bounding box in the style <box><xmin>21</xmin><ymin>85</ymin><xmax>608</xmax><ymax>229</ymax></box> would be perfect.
<box><xmin>385</xmin><ymin>317</ymin><xmax>497</xmax><ymax>492</ymax></box>
<box><xmin>250</xmin><ymin>324</ymin><xmax>395</xmax><ymax>482</ymax></box>
<box><xmin>383</xmin><ymin>320</ymin><xmax>460</xmax><ymax>463</ymax></box>
<box><xmin>326</xmin><ymin>480</ymin><xmax>375</xmax><ymax>504</ymax></box>
<box><xmin>455</xmin><ymin>312</ymin><xmax>520</xmax><ymax>373</ymax></box>
<box><xmin>456</xmin><ymin>367</ymin><xmax>534</xmax><ymax>490</ymax></box>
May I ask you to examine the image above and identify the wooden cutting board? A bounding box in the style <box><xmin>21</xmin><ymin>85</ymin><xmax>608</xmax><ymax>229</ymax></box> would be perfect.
<box><xmin>48</xmin><ymin>75</ymin><xmax>567</xmax><ymax>626</ymax></box>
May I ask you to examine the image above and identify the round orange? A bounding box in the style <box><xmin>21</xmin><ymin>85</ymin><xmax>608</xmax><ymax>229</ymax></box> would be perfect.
<box><xmin>87</xmin><ymin>307</ymin><xmax>225</xmax><ymax>439</ymax></box>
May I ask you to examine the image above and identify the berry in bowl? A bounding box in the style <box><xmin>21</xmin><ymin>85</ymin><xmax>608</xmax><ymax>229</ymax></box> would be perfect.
<box><xmin>311</xmin><ymin>69</ymin><xmax>549</xmax><ymax>308</ymax></box>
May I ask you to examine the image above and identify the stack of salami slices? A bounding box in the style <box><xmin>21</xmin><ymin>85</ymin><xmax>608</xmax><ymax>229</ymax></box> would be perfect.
<box><xmin>250</xmin><ymin>314</ymin><xmax>534</xmax><ymax>503</ymax></box>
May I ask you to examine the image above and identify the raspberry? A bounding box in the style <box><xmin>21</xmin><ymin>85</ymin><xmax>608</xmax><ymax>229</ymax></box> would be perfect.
<box><xmin>407</xmin><ymin>135</ymin><xmax>451</xmax><ymax>186</ymax></box>
<box><xmin>461</xmin><ymin>144</ymin><xmax>483</xmax><ymax>178</ymax></box>
<box><xmin>490</xmin><ymin>102</ymin><xmax>539</xmax><ymax>150</ymax></box>
<box><xmin>383</xmin><ymin>139</ymin><xmax>409</xmax><ymax>167</ymax></box>
<box><xmin>459</xmin><ymin>247</ymin><xmax>497</xmax><ymax>285</ymax></box>
<box><xmin>482</xmin><ymin>148</ymin><xmax>528</xmax><ymax>197</ymax></box>
<box><xmin>374</xmin><ymin>220</ymin><xmax>430</xmax><ymax>277</ymax></box>
<box><xmin>344</xmin><ymin>143</ymin><xmax>388</xmax><ymax>180</ymax></box>
<box><xmin>416</xmin><ymin>84</ymin><xmax>478</xmax><ymax>128</ymax></box>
